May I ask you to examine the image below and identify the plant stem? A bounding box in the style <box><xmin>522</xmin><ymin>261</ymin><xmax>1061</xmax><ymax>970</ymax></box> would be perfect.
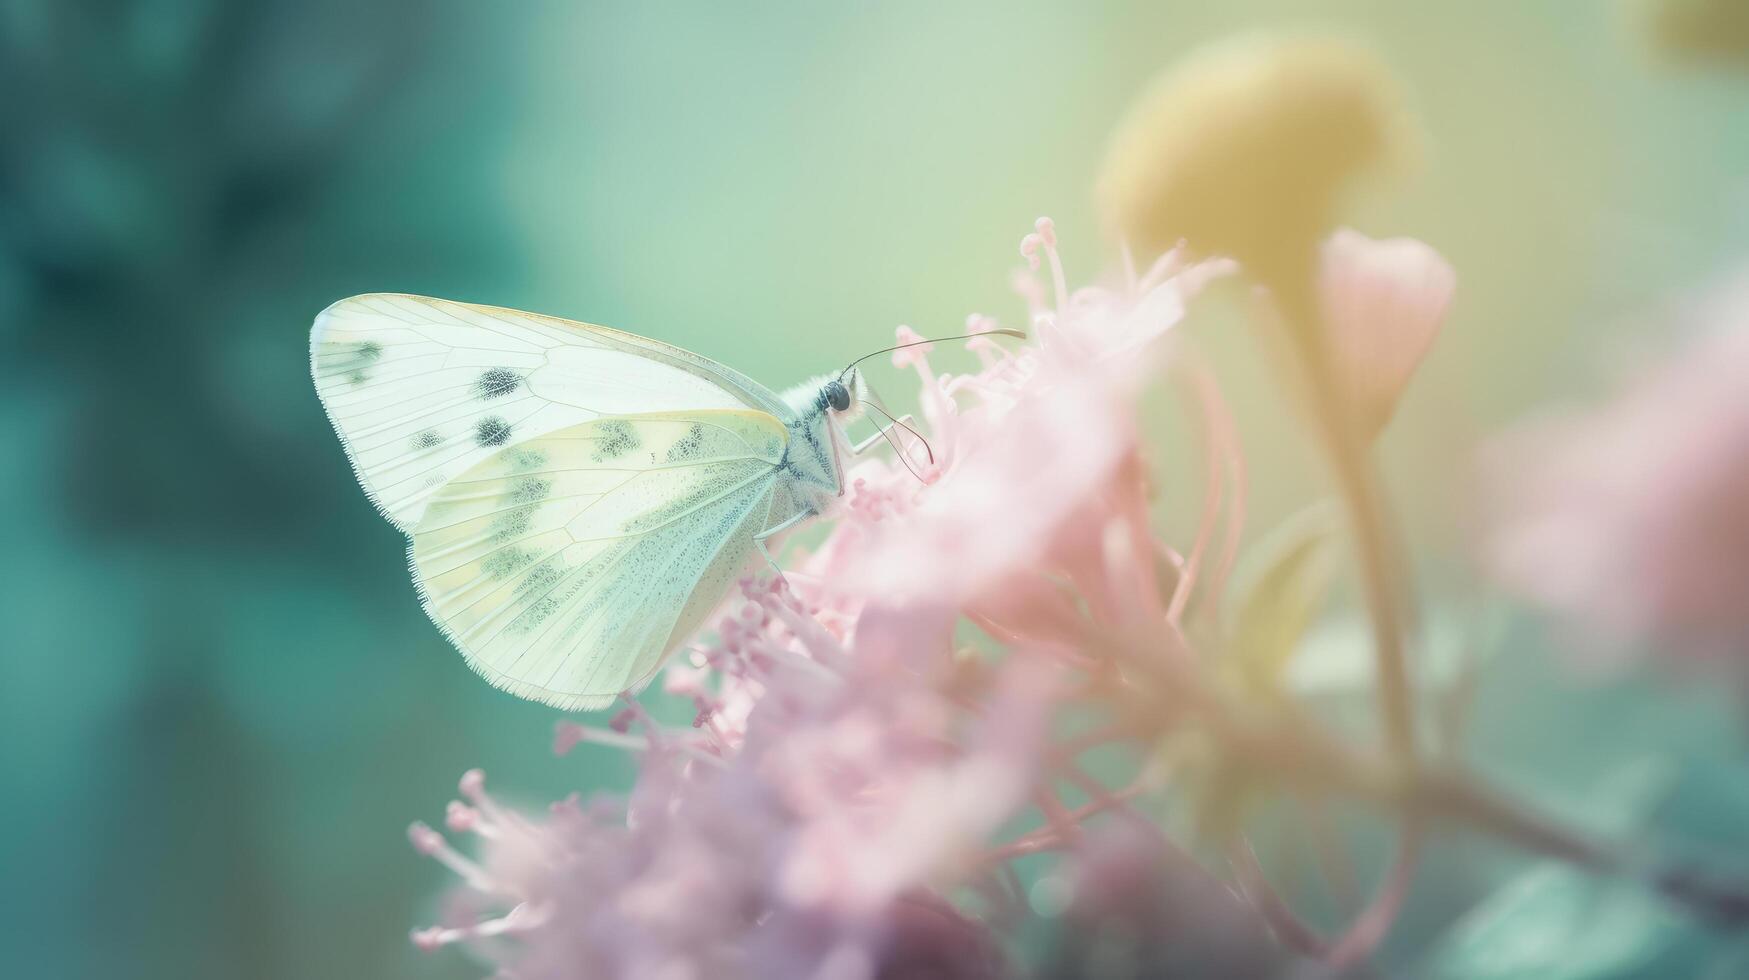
<box><xmin>1278</xmin><ymin>285</ymin><xmax>1417</xmax><ymax>764</ymax></box>
<box><xmin>1325</xmin><ymin>818</ymin><xmax>1422</xmax><ymax>968</ymax></box>
<box><xmin>1330</xmin><ymin>444</ymin><xmax>1416</xmax><ymax>762</ymax></box>
<box><xmin>1117</xmin><ymin>638</ymin><xmax>1749</xmax><ymax>932</ymax></box>
<box><xmin>1201</xmin><ymin>698</ymin><xmax>1749</xmax><ymax>928</ymax></box>
<box><xmin>1229</xmin><ymin>836</ymin><xmax>1330</xmax><ymax>957</ymax></box>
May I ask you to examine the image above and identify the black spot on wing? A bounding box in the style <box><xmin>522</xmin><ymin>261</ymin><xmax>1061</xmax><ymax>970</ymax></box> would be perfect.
<box><xmin>513</xmin><ymin>556</ymin><xmax>565</xmax><ymax>596</ymax></box>
<box><xmin>666</xmin><ymin>423</ymin><xmax>706</xmax><ymax>463</ymax></box>
<box><xmin>475</xmin><ymin>416</ymin><xmax>513</xmax><ymax>447</ymax></box>
<box><xmin>482</xmin><ymin>545</ymin><xmax>539</xmax><ymax>579</ymax></box>
<box><xmin>410</xmin><ymin>428</ymin><xmax>442</xmax><ymax>450</ymax></box>
<box><xmin>591</xmin><ymin>420</ymin><xmax>640</xmax><ymax>462</ymax></box>
<box><xmin>487</xmin><ymin>503</ymin><xmax>537</xmax><ymax>543</ymax></box>
<box><xmin>508</xmin><ymin>477</ymin><xmax>552</xmax><ymax>504</ymax></box>
<box><xmin>507</xmin><ymin>556</ymin><xmax>568</xmax><ymax>635</ymax></box>
<box><xmin>503</xmin><ymin>447</ymin><xmax>548</xmax><ymax>473</ymax></box>
<box><xmin>474</xmin><ymin>367</ymin><xmax>522</xmax><ymax>400</ymax></box>
<box><xmin>315</xmin><ymin>340</ymin><xmax>385</xmax><ymax>384</ymax></box>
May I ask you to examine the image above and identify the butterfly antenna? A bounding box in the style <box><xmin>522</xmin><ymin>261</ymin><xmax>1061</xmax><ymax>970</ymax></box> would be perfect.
<box><xmin>837</xmin><ymin>327</ymin><xmax>1027</xmax><ymax>382</ymax></box>
<box><xmin>860</xmin><ymin>399</ymin><xmax>935</xmax><ymax>467</ymax></box>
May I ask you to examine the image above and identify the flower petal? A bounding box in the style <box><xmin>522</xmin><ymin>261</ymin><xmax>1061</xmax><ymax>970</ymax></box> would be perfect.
<box><xmin>1318</xmin><ymin>227</ymin><xmax>1456</xmax><ymax>438</ymax></box>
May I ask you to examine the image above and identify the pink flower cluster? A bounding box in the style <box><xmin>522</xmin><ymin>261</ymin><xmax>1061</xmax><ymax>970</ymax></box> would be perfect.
<box><xmin>1484</xmin><ymin>269</ymin><xmax>1749</xmax><ymax>670</ymax></box>
<box><xmin>405</xmin><ymin>220</ymin><xmax>1456</xmax><ymax>978</ymax></box>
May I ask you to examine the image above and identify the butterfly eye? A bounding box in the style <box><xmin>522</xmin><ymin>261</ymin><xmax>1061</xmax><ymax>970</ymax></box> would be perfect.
<box><xmin>826</xmin><ymin>380</ymin><xmax>851</xmax><ymax>413</ymax></box>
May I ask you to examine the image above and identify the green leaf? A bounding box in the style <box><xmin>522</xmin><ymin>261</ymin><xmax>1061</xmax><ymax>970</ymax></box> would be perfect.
<box><xmin>1425</xmin><ymin>864</ymin><xmax>1687</xmax><ymax>980</ymax></box>
<box><xmin>1225</xmin><ymin>504</ymin><xmax>1343</xmax><ymax>698</ymax></box>
<box><xmin>1422</xmin><ymin>762</ymin><xmax>1692</xmax><ymax>980</ymax></box>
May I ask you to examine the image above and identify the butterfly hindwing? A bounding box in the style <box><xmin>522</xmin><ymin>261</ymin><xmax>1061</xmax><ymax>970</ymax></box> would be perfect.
<box><xmin>311</xmin><ymin>293</ymin><xmax>787</xmax><ymax>532</ymax></box>
<box><xmin>409</xmin><ymin>410</ymin><xmax>789</xmax><ymax>709</ymax></box>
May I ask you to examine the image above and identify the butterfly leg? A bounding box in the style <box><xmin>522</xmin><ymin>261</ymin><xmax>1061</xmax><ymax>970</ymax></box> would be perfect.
<box><xmin>851</xmin><ymin>415</ymin><xmax>919</xmax><ymax>455</ymax></box>
<box><xmin>754</xmin><ymin>509</ymin><xmax>815</xmax><ymax>580</ymax></box>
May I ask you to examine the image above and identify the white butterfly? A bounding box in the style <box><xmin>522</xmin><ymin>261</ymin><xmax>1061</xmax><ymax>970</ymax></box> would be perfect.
<box><xmin>311</xmin><ymin>293</ymin><xmax>992</xmax><ymax>710</ymax></box>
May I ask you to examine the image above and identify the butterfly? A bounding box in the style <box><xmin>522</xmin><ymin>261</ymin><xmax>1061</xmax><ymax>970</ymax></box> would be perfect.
<box><xmin>311</xmin><ymin>293</ymin><xmax>1014</xmax><ymax>710</ymax></box>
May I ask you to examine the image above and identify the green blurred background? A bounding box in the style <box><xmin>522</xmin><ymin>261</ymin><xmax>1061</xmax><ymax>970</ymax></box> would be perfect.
<box><xmin>5</xmin><ymin>2</ymin><xmax>1749</xmax><ymax>977</ymax></box>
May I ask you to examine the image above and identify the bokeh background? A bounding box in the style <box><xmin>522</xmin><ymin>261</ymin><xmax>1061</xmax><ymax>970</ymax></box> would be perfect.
<box><xmin>5</xmin><ymin>2</ymin><xmax>1749</xmax><ymax>977</ymax></box>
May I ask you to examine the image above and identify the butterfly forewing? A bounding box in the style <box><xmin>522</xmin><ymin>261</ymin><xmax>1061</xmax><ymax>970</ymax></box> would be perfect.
<box><xmin>312</xmin><ymin>293</ymin><xmax>786</xmax><ymax>532</ymax></box>
<box><xmin>409</xmin><ymin>410</ymin><xmax>789</xmax><ymax>709</ymax></box>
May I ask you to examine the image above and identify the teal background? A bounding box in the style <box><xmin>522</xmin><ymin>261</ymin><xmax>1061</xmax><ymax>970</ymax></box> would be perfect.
<box><xmin>4</xmin><ymin>2</ymin><xmax>1749</xmax><ymax>977</ymax></box>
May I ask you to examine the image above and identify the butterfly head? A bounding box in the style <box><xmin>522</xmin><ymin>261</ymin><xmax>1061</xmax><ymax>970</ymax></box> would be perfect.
<box><xmin>810</xmin><ymin>366</ymin><xmax>867</xmax><ymax>420</ymax></box>
<box><xmin>823</xmin><ymin>376</ymin><xmax>853</xmax><ymax>414</ymax></box>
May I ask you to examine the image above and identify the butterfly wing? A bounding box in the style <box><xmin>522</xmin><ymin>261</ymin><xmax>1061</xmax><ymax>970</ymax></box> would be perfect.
<box><xmin>409</xmin><ymin>409</ymin><xmax>789</xmax><ymax>710</ymax></box>
<box><xmin>311</xmin><ymin>293</ymin><xmax>788</xmax><ymax>532</ymax></box>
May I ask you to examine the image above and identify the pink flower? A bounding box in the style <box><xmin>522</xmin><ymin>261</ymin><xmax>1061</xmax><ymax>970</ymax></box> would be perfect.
<box><xmin>1051</xmin><ymin>820</ymin><xmax>1291</xmax><ymax>976</ymax></box>
<box><xmin>839</xmin><ymin>220</ymin><xmax>1229</xmax><ymax>628</ymax></box>
<box><xmin>404</xmin><ymin>223</ymin><xmax>1257</xmax><ymax>978</ymax></box>
<box><xmin>1318</xmin><ymin>228</ymin><xmax>1456</xmax><ymax>439</ymax></box>
<box><xmin>408</xmin><ymin>580</ymin><xmax>1054</xmax><ymax>978</ymax></box>
<box><xmin>1483</xmin><ymin>269</ymin><xmax>1749</xmax><ymax>667</ymax></box>
<box><xmin>844</xmin><ymin>371</ymin><xmax>1134</xmax><ymax>612</ymax></box>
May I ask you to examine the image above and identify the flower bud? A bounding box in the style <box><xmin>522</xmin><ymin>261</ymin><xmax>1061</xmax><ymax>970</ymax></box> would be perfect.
<box><xmin>1318</xmin><ymin>228</ymin><xmax>1455</xmax><ymax>439</ymax></box>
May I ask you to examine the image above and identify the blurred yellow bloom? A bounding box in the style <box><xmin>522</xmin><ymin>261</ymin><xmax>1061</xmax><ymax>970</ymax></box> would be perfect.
<box><xmin>1096</xmin><ymin>36</ymin><xmax>1413</xmax><ymax>289</ymax></box>
<box><xmin>1634</xmin><ymin>0</ymin><xmax>1749</xmax><ymax>68</ymax></box>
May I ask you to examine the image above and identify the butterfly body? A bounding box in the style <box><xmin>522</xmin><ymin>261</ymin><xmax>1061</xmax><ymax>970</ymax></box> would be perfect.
<box><xmin>777</xmin><ymin>374</ymin><xmax>865</xmax><ymax>512</ymax></box>
<box><xmin>312</xmin><ymin>294</ymin><xmax>860</xmax><ymax>710</ymax></box>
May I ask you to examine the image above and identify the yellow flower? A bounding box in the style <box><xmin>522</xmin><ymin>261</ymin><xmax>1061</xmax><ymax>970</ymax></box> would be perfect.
<box><xmin>1634</xmin><ymin>0</ymin><xmax>1749</xmax><ymax>68</ymax></box>
<box><xmin>1096</xmin><ymin>36</ymin><xmax>1413</xmax><ymax>292</ymax></box>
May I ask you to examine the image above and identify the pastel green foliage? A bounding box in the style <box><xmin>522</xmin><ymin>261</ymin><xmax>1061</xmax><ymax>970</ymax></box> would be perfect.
<box><xmin>1225</xmin><ymin>504</ymin><xmax>1342</xmax><ymax>699</ymax></box>
<box><xmin>1422</xmin><ymin>764</ymin><xmax>1693</xmax><ymax>980</ymax></box>
<box><xmin>1428</xmin><ymin>866</ymin><xmax>1686</xmax><ymax>980</ymax></box>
